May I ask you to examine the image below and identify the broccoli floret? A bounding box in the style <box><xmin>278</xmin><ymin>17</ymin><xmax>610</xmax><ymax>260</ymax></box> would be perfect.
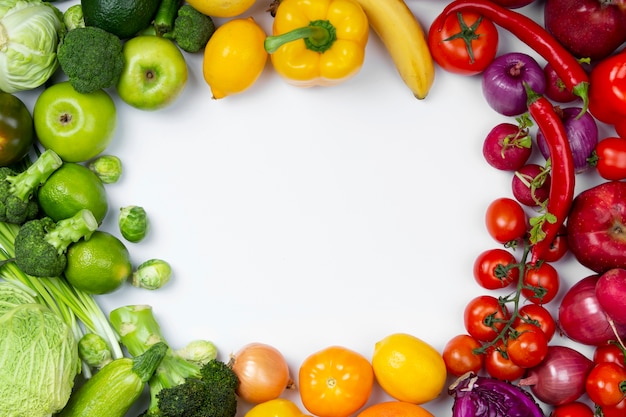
<box><xmin>0</xmin><ymin>149</ymin><xmax>63</xmax><ymax>225</ymax></box>
<box><xmin>14</xmin><ymin>208</ymin><xmax>99</xmax><ymax>277</ymax></box>
<box><xmin>57</xmin><ymin>26</ymin><xmax>125</xmax><ymax>94</ymax></box>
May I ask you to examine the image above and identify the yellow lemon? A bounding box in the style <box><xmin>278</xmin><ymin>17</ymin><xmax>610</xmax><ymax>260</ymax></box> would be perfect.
<box><xmin>187</xmin><ymin>0</ymin><xmax>257</xmax><ymax>18</ymax></box>
<box><xmin>371</xmin><ymin>333</ymin><xmax>447</xmax><ymax>405</ymax></box>
<box><xmin>202</xmin><ymin>17</ymin><xmax>267</xmax><ymax>99</ymax></box>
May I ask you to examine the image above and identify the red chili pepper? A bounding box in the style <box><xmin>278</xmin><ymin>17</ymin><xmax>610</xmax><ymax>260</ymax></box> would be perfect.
<box><xmin>525</xmin><ymin>86</ymin><xmax>575</xmax><ymax>264</ymax></box>
<box><xmin>436</xmin><ymin>0</ymin><xmax>589</xmax><ymax>113</ymax></box>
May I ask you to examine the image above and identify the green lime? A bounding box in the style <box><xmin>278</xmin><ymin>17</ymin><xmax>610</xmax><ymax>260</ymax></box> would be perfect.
<box><xmin>65</xmin><ymin>231</ymin><xmax>132</xmax><ymax>294</ymax></box>
<box><xmin>81</xmin><ymin>0</ymin><xmax>161</xmax><ymax>39</ymax></box>
<box><xmin>37</xmin><ymin>163</ymin><xmax>108</xmax><ymax>224</ymax></box>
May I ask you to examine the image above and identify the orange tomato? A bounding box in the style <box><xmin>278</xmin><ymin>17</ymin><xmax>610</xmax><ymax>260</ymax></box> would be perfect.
<box><xmin>356</xmin><ymin>401</ymin><xmax>435</xmax><ymax>417</ymax></box>
<box><xmin>298</xmin><ymin>345</ymin><xmax>374</xmax><ymax>417</ymax></box>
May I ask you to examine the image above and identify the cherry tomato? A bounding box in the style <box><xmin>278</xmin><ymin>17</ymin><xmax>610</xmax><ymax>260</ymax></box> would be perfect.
<box><xmin>513</xmin><ymin>303</ymin><xmax>557</xmax><ymax>341</ymax></box>
<box><xmin>299</xmin><ymin>345</ymin><xmax>374</xmax><ymax>417</ymax></box>
<box><xmin>550</xmin><ymin>401</ymin><xmax>594</xmax><ymax>417</ymax></box>
<box><xmin>463</xmin><ymin>295</ymin><xmax>509</xmax><ymax>342</ymax></box>
<box><xmin>506</xmin><ymin>323</ymin><xmax>548</xmax><ymax>368</ymax></box>
<box><xmin>601</xmin><ymin>396</ymin><xmax>626</xmax><ymax>417</ymax></box>
<box><xmin>473</xmin><ymin>248</ymin><xmax>519</xmax><ymax>290</ymax></box>
<box><xmin>521</xmin><ymin>261</ymin><xmax>560</xmax><ymax>304</ymax></box>
<box><xmin>484</xmin><ymin>344</ymin><xmax>525</xmax><ymax>381</ymax></box>
<box><xmin>585</xmin><ymin>361</ymin><xmax>626</xmax><ymax>407</ymax></box>
<box><xmin>442</xmin><ymin>334</ymin><xmax>484</xmax><ymax>377</ymax></box>
<box><xmin>593</xmin><ymin>137</ymin><xmax>626</xmax><ymax>181</ymax></box>
<box><xmin>541</xmin><ymin>224</ymin><xmax>569</xmax><ymax>263</ymax></box>
<box><xmin>485</xmin><ymin>197</ymin><xmax>528</xmax><ymax>244</ymax></box>
<box><xmin>428</xmin><ymin>11</ymin><xmax>499</xmax><ymax>76</ymax></box>
<box><xmin>594</xmin><ymin>343</ymin><xmax>626</xmax><ymax>368</ymax></box>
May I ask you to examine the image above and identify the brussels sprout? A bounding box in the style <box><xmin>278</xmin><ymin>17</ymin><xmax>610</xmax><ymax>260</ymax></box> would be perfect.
<box><xmin>118</xmin><ymin>205</ymin><xmax>148</xmax><ymax>242</ymax></box>
<box><xmin>175</xmin><ymin>340</ymin><xmax>218</xmax><ymax>366</ymax></box>
<box><xmin>132</xmin><ymin>258</ymin><xmax>172</xmax><ymax>290</ymax></box>
<box><xmin>78</xmin><ymin>332</ymin><xmax>112</xmax><ymax>369</ymax></box>
<box><xmin>63</xmin><ymin>4</ymin><xmax>84</xmax><ymax>31</ymax></box>
<box><xmin>88</xmin><ymin>155</ymin><xmax>122</xmax><ymax>184</ymax></box>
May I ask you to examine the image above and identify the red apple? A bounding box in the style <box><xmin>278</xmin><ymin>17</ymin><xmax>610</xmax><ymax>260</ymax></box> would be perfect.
<box><xmin>544</xmin><ymin>0</ymin><xmax>626</xmax><ymax>61</ymax></box>
<box><xmin>566</xmin><ymin>181</ymin><xmax>626</xmax><ymax>273</ymax></box>
<box><xmin>490</xmin><ymin>0</ymin><xmax>537</xmax><ymax>8</ymax></box>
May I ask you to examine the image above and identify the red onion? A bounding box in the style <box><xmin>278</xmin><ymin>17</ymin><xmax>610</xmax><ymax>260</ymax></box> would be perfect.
<box><xmin>536</xmin><ymin>107</ymin><xmax>598</xmax><ymax>173</ymax></box>
<box><xmin>595</xmin><ymin>268</ymin><xmax>626</xmax><ymax>325</ymax></box>
<box><xmin>518</xmin><ymin>345</ymin><xmax>593</xmax><ymax>406</ymax></box>
<box><xmin>482</xmin><ymin>52</ymin><xmax>546</xmax><ymax>116</ymax></box>
<box><xmin>558</xmin><ymin>275</ymin><xmax>626</xmax><ymax>345</ymax></box>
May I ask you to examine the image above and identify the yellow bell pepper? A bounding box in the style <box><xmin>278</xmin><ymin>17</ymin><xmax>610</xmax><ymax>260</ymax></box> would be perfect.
<box><xmin>265</xmin><ymin>0</ymin><xmax>369</xmax><ymax>87</ymax></box>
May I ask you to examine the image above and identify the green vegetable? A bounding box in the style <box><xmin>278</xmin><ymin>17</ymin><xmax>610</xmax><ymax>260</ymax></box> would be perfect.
<box><xmin>132</xmin><ymin>258</ymin><xmax>172</xmax><ymax>290</ymax></box>
<box><xmin>0</xmin><ymin>282</ymin><xmax>79</xmax><ymax>416</ymax></box>
<box><xmin>0</xmin><ymin>0</ymin><xmax>65</xmax><ymax>93</ymax></box>
<box><xmin>14</xmin><ymin>208</ymin><xmax>98</xmax><ymax>277</ymax></box>
<box><xmin>0</xmin><ymin>149</ymin><xmax>63</xmax><ymax>225</ymax></box>
<box><xmin>175</xmin><ymin>339</ymin><xmax>218</xmax><ymax>366</ymax></box>
<box><xmin>88</xmin><ymin>154</ymin><xmax>122</xmax><ymax>184</ymax></box>
<box><xmin>78</xmin><ymin>332</ymin><xmax>113</xmax><ymax>369</ymax></box>
<box><xmin>144</xmin><ymin>1</ymin><xmax>216</xmax><ymax>53</ymax></box>
<box><xmin>63</xmin><ymin>3</ymin><xmax>84</xmax><ymax>31</ymax></box>
<box><xmin>58</xmin><ymin>341</ymin><xmax>168</xmax><ymax>417</ymax></box>
<box><xmin>57</xmin><ymin>25</ymin><xmax>125</xmax><ymax>94</ymax></box>
<box><xmin>110</xmin><ymin>305</ymin><xmax>236</xmax><ymax>417</ymax></box>
<box><xmin>119</xmin><ymin>205</ymin><xmax>149</xmax><ymax>243</ymax></box>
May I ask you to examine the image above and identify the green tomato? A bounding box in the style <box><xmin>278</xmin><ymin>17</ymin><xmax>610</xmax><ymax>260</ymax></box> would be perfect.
<box><xmin>33</xmin><ymin>81</ymin><xmax>116</xmax><ymax>163</ymax></box>
<box><xmin>0</xmin><ymin>92</ymin><xmax>35</xmax><ymax>166</ymax></box>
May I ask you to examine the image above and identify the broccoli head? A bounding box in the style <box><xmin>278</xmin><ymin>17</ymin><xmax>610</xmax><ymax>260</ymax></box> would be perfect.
<box><xmin>0</xmin><ymin>149</ymin><xmax>63</xmax><ymax>225</ymax></box>
<box><xmin>14</xmin><ymin>209</ymin><xmax>99</xmax><ymax>277</ymax></box>
<box><xmin>169</xmin><ymin>4</ymin><xmax>215</xmax><ymax>53</ymax></box>
<box><xmin>57</xmin><ymin>26</ymin><xmax>125</xmax><ymax>94</ymax></box>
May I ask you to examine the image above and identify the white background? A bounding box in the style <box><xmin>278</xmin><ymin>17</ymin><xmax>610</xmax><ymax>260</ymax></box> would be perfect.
<box><xmin>16</xmin><ymin>0</ymin><xmax>620</xmax><ymax>415</ymax></box>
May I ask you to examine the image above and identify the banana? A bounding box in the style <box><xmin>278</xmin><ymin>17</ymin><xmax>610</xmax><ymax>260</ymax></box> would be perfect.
<box><xmin>355</xmin><ymin>0</ymin><xmax>435</xmax><ymax>99</ymax></box>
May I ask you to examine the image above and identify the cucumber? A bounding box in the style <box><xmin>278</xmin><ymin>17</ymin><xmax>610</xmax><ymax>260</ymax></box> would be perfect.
<box><xmin>58</xmin><ymin>341</ymin><xmax>167</xmax><ymax>417</ymax></box>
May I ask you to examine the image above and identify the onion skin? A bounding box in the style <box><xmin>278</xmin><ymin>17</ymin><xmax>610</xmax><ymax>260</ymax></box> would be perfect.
<box><xmin>519</xmin><ymin>345</ymin><xmax>593</xmax><ymax>406</ymax></box>
<box><xmin>596</xmin><ymin>268</ymin><xmax>626</xmax><ymax>325</ymax></box>
<box><xmin>449</xmin><ymin>372</ymin><xmax>544</xmax><ymax>417</ymax></box>
<box><xmin>558</xmin><ymin>275</ymin><xmax>626</xmax><ymax>345</ymax></box>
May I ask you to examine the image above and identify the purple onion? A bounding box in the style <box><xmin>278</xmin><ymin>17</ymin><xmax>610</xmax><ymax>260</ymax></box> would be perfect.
<box><xmin>482</xmin><ymin>52</ymin><xmax>546</xmax><ymax>116</ymax></box>
<box><xmin>536</xmin><ymin>107</ymin><xmax>598</xmax><ymax>173</ymax></box>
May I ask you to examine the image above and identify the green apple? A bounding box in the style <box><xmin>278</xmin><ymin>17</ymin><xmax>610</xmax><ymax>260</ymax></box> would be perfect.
<box><xmin>33</xmin><ymin>81</ymin><xmax>117</xmax><ymax>163</ymax></box>
<box><xmin>116</xmin><ymin>36</ymin><xmax>188</xmax><ymax>111</ymax></box>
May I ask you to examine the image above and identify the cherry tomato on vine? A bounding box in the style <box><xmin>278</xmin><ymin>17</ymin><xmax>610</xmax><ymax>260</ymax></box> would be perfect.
<box><xmin>513</xmin><ymin>303</ymin><xmax>556</xmax><ymax>341</ymax></box>
<box><xmin>484</xmin><ymin>343</ymin><xmax>525</xmax><ymax>381</ymax></box>
<box><xmin>550</xmin><ymin>401</ymin><xmax>594</xmax><ymax>417</ymax></box>
<box><xmin>541</xmin><ymin>224</ymin><xmax>569</xmax><ymax>263</ymax></box>
<box><xmin>427</xmin><ymin>11</ymin><xmax>499</xmax><ymax>76</ymax></box>
<box><xmin>594</xmin><ymin>343</ymin><xmax>626</xmax><ymax>368</ymax></box>
<box><xmin>600</xmin><ymin>396</ymin><xmax>626</xmax><ymax>417</ymax></box>
<box><xmin>299</xmin><ymin>345</ymin><xmax>374</xmax><ymax>417</ymax></box>
<box><xmin>521</xmin><ymin>261</ymin><xmax>560</xmax><ymax>304</ymax></box>
<box><xmin>473</xmin><ymin>248</ymin><xmax>519</xmax><ymax>290</ymax></box>
<box><xmin>485</xmin><ymin>197</ymin><xmax>528</xmax><ymax>244</ymax></box>
<box><xmin>463</xmin><ymin>295</ymin><xmax>509</xmax><ymax>342</ymax></box>
<box><xmin>585</xmin><ymin>361</ymin><xmax>626</xmax><ymax>407</ymax></box>
<box><xmin>593</xmin><ymin>137</ymin><xmax>626</xmax><ymax>181</ymax></box>
<box><xmin>506</xmin><ymin>323</ymin><xmax>548</xmax><ymax>368</ymax></box>
<box><xmin>442</xmin><ymin>334</ymin><xmax>484</xmax><ymax>376</ymax></box>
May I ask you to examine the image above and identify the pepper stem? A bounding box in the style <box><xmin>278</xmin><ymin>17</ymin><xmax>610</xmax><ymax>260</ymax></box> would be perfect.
<box><xmin>265</xmin><ymin>20</ymin><xmax>336</xmax><ymax>54</ymax></box>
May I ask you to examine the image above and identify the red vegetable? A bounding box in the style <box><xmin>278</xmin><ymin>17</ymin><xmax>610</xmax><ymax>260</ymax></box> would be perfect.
<box><xmin>592</xmin><ymin>137</ymin><xmax>626</xmax><ymax>181</ymax></box>
<box><xmin>588</xmin><ymin>49</ymin><xmax>626</xmax><ymax>126</ymax></box>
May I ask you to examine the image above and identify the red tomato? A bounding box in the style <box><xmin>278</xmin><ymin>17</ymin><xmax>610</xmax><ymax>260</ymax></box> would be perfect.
<box><xmin>593</xmin><ymin>137</ymin><xmax>626</xmax><ymax>181</ymax></box>
<box><xmin>473</xmin><ymin>248</ymin><xmax>519</xmax><ymax>290</ymax></box>
<box><xmin>485</xmin><ymin>197</ymin><xmax>528</xmax><ymax>244</ymax></box>
<box><xmin>616</xmin><ymin>119</ymin><xmax>626</xmax><ymax>139</ymax></box>
<box><xmin>521</xmin><ymin>261</ymin><xmax>560</xmax><ymax>304</ymax></box>
<box><xmin>601</xmin><ymin>396</ymin><xmax>626</xmax><ymax>417</ymax></box>
<box><xmin>428</xmin><ymin>11</ymin><xmax>499</xmax><ymax>75</ymax></box>
<box><xmin>588</xmin><ymin>51</ymin><xmax>626</xmax><ymax>123</ymax></box>
<box><xmin>594</xmin><ymin>343</ymin><xmax>626</xmax><ymax>368</ymax></box>
<box><xmin>506</xmin><ymin>323</ymin><xmax>548</xmax><ymax>368</ymax></box>
<box><xmin>513</xmin><ymin>304</ymin><xmax>557</xmax><ymax>342</ymax></box>
<box><xmin>541</xmin><ymin>224</ymin><xmax>569</xmax><ymax>263</ymax></box>
<box><xmin>585</xmin><ymin>362</ymin><xmax>626</xmax><ymax>407</ymax></box>
<box><xmin>484</xmin><ymin>344</ymin><xmax>525</xmax><ymax>381</ymax></box>
<box><xmin>550</xmin><ymin>401</ymin><xmax>594</xmax><ymax>417</ymax></box>
<box><xmin>442</xmin><ymin>334</ymin><xmax>484</xmax><ymax>377</ymax></box>
<box><xmin>463</xmin><ymin>295</ymin><xmax>509</xmax><ymax>342</ymax></box>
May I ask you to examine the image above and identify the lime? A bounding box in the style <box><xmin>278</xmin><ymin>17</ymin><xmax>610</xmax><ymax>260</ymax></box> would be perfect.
<box><xmin>37</xmin><ymin>163</ymin><xmax>108</xmax><ymax>224</ymax></box>
<box><xmin>65</xmin><ymin>231</ymin><xmax>132</xmax><ymax>294</ymax></box>
<box><xmin>81</xmin><ymin>0</ymin><xmax>161</xmax><ymax>39</ymax></box>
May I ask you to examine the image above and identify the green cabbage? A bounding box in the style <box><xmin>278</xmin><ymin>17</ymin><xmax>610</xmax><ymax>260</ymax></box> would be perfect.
<box><xmin>0</xmin><ymin>0</ymin><xmax>64</xmax><ymax>93</ymax></box>
<box><xmin>0</xmin><ymin>281</ymin><xmax>79</xmax><ymax>416</ymax></box>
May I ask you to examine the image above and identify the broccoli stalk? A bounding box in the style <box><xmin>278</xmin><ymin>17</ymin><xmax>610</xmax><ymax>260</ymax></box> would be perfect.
<box><xmin>14</xmin><ymin>208</ymin><xmax>99</xmax><ymax>278</ymax></box>
<box><xmin>0</xmin><ymin>149</ymin><xmax>63</xmax><ymax>224</ymax></box>
<box><xmin>109</xmin><ymin>305</ymin><xmax>237</xmax><ymax>417</ymax></box>
<box><xmin>142</xmin><ymin>1</ymin><xmax>216</xmax><ymax>53</ymax></box>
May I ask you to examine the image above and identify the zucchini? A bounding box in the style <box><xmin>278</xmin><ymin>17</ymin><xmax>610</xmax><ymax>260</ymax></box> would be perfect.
<box><xmin>58</xmin><ymin>341</ymin><xmax>167</xmax><ymax>417</ymax></box>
